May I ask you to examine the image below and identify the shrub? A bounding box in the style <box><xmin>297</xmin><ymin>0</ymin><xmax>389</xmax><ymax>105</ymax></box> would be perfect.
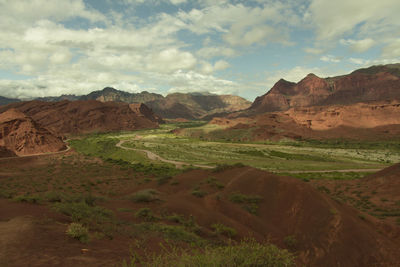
<box><xmin>192</xmin><ymin>189</ymin><xmax>207</xmax><ymax>198</ymax></box>
<box><xmin>53</xmin><ymin>201</ymin><xmax>114</xmax><ymax>226</ymax></box>
<box><xmin>213</xmin><ymin>163</ymin><xmax>245</xmax><ymax>173</ymax></box>
<box><xmin>211</xmin><ymin>223</ymin><xmax>237</xmax><ymax>238</ymax></box>
<box><xmin>130</xmin><ymin>189</ymin><xmax>159</xmax><ymax>203</ymax></box>
<box><xmin>135</xmin><ymin>208</ymin><xmax>158</xmax><ymax>221</ymax></box>
<box><xmin>156</xmin><ymin>176</ymin><xmax>172</xmax><ymax>185</ymax></box>
<box><xmin>283</xmin><ymin>235</ymin><xmax>297</xmax><ymax>250</ymax></box>
<box><xmin>14</xmin><ymin>194</ymin><xmax>42</xmax><ymax>204</ymax></box>
<box><xmin>66</xmin><ymin>223</ymin><xmax>89</xmax><ymax>243</ymax></box>
<box><xmin>229</xmin><ymin>192</ymin><xmax>263</xmax><ymax>215</ymax></box>
<box><xmin>125</xmin><ymin>239</ymin><xmax>294</xmax><ymax>266</ymax></box>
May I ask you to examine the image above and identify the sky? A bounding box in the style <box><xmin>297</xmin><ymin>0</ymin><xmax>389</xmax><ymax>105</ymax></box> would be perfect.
<box><xmin>0</xmin><ymin>0</ymin><xmax>399</xmax><ymax>101</ymax></box>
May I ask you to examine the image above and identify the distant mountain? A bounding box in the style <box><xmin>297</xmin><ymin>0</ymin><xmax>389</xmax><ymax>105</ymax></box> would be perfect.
<box><xmin>0</xmin><ymin>100</ymin><xmax>161</xmax><ymax>135</ymax></box>
<box><xmin>250</xmin><ymin>63</ymin><xmax>400</xmax><ymax>113</ymax></box>
<box><xmin>0</xmin><ymin>96</ymin><xmax>20</xmax><ymax>106</ymax></box>
<box><xmin>146</xmin><ymin>92</ymin><xmax>251</xmax><ymax>119</ymax></box>
<box><xmin>0</xmin><ymin>108</ymin><xmax>66</xmax><ymax>156</ymax></box>
<box><xmin>80</xmin><ymin>87</ymin><xmax>164</xmax><ymax>104</ymax></box>
<box><xmin>78</xmin><ymin>87</ymin><xmax>251</xmax><ymax>120</ymax></box>
<box><xmin>35</xmin><ymin>94</ymin><xmax>80</xmax><ymax>102</ymax></box>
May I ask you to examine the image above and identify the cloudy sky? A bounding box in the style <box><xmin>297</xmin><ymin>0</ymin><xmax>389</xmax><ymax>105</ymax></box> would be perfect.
<box><xmin>0</xmin><ymin>0</ymin><xmax>399</xmax><ymax>100</ymax></box>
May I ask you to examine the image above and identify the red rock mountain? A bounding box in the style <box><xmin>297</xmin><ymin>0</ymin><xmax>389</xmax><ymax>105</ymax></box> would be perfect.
<box><xmin>251</xmin><ymin>64</ymin><xmax>400</xmax><ymax>113</ymax></box>
<box><xmin>0</xmin><ymin>100</ymin><xmax>161</xmax><ymax>135</ymax></box>
<box><xmin>0</xmin><ymin>109</ymin><xmax>66</xmax><ymax>156</ymax></box>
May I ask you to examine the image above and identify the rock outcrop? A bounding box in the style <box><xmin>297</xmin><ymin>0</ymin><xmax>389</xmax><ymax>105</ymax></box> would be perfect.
<box><xmin>0</xmin><ymin>100</ymin><xmax>160</xmax><ymax>135</ymax></box>
<box><xmin>0</xmin><ymin>109</ymin><xmax>66</xmax><ymax>156</ymax></box>
<box><xmin>250</xmin><ymin>64</ymin><xmax>400</xmax><ymax>113</ymax></box>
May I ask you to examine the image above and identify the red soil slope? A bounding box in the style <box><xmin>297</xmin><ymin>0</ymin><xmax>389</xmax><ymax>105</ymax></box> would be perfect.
<box><xmin>0</xmin><ymin>100</ymin><xmax>160</xmax><ymax>135</ymax></box>
<box><xmin>158</xmin><ymin>167</ymin><xmax>400</xmax><ymax>266</ymax></box>
<box><xmin>251</xmin><ymin>64</ymin><xmax>400</xmax><ymax>113</ymax></box>
<box><xmin>210</xmin><ymin>100</ymin><xmax>400</xmax><ymax>141</ymax></box>
<box><xmin>0</xmin><ymin>109</ymin><xmax>66</xmax><ymax>156</ymax></box>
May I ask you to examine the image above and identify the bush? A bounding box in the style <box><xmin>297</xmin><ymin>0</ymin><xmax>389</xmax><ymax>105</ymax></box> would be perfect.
<box><xmin>191</xmin><ymin>189</ymin><xmax>207</xmax><ymax>198</ymax></box>
<box><xmin>229</xmin><ymin>192</ymin><xmax>263</xmax><ymax>215</ymax></box>
<box><xmin>213</xmin><ymin>163</ymin><xmax>245</xmax><ymax>173</ymax></box>
<box><xmin>211</xmin><ymin>223</ymin><xmax>237</xmax><ymax>238</ymax></box>
<box><xmin>135</xmin><ymin>208</ymin><xmax>158</xmax><ymax>221</ymax></box>
<box><xmin>130</xmin><ymin>189</ymin><xmax>159</xmax><ymax>203</ymax></box>
<box><xmin>125</xmin><ymin>239</ymin><xmax>294</xmax><ymax>266</ymax></box>
<box><xmin>66</xmin><ymin>223</ymin><xmax>89</xmax><ymax>243</ymax></box>
<box><xmin>156</xmin><ymin>176</ymin><xmax>172</xmax><ymax>185</ymax></box>
<box><xmin>283</xmin><ymin>235</ymin><xmax>297</xmax><ymax>250</ymax></box>
<box><xmin>53</xmin><ymin>201</ymin><xmax>114</xmax><ymax>226</ymax></box>
<box><xmin>14</xmin><ymin>194</ymin><xmax>42</xmax><ymax>204</ymax></box>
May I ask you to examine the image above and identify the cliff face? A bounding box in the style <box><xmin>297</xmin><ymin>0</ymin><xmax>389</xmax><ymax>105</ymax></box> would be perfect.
<box><xmin>285</xmin><ymin>101</ymin><xmax>400</xmax><ymax>130</ymax></box>
<box><xmin>0</xmin><ymin>100</ymin><xmax>160</xmax><ymax>135</ymax></box>
<box><xmin>250</xmin><ymin>64</ymin><xmax>400</xmax><ymax>113</ymax></box>
<box><xmin>0</xmin><ymin>109</ymin><xmax>66</xmax><ymax>156</ymax></box>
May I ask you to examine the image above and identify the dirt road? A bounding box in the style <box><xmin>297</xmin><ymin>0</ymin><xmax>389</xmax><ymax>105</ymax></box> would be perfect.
<box><xmin>116</xmin><ymin>140</ymin><xmax>214</xmax><ymax>169</ymax></box>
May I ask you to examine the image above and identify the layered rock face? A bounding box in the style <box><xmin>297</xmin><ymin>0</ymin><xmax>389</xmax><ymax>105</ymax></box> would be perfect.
<box><xmin>0</xmin><ymin>100</ymin><xmax>160</xmax><ymax>135</ymax></box>
<box><xmin>250</xmin><ymin>64</ymin><xmax>400</xmax><ymax>113</ymax></box>
<box><xmin>0</xmin><ymin>109</ymin><xmax>66</xmax><ymax>156</ymax></box>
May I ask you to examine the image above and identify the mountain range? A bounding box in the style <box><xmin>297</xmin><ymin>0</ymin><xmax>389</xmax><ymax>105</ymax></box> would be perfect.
<box><xmin>2</xmin><ymin>88</ymin><xmax>251</xmax><ymax>120</ymax></box>
<box><xmin>250</xmin><ymin>63</ymin><xmax>400</xmax><ymax>113</ymax></box>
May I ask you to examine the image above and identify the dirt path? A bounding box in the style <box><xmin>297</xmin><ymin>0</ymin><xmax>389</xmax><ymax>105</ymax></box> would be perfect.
<box><xmin>116</xmin><ymin>140</ymin><xmax>214</xmax><ymax>169</ymax></box>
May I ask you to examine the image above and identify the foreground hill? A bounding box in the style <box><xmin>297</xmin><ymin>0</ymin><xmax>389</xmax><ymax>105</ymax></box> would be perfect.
<box><xmin>0</xmin><ymin>154</ymin><xmax>399</xmax><ymax>266</ymax></box>
<box><xmin>0</xmin><ymin>100</ymin><xmax>161</xmax><ymax>135</ymax></box>
<box><xmin>0</xmin><ymin>109</ymin><xmax>66</xmax><ymax>156</ymax></box>
<box><xmin>251</xmin><ymin>64</ymin><xmax>400</xmax><ymax>113</ymax></box>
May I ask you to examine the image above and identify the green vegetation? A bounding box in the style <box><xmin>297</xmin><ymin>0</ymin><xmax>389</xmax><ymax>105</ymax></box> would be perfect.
<box><xmin>123</xmin><ymin>239</ymin><xmax>294</xmax><ymax>267</ymax></box>
<box><xmin>135</xmin><ymin>208</ymin><xmax>159</xmax><ymax>222</ymax></box>
<box><xmin>211</xmin><ymin>223</ymin><xmax>237</xmax><ymax>238</ymax></box>
<box><xmin>229</xmin><ymin>192</ymin><xmax>263</xmax><ymax>215</ymax></box>
<box><xmin>66</xmin><ymin>223</ymin><xmax>89</xmax><ymax>243</ymax></box>
<box><xmin>283</xmin><ymin>235</ymin><xmax>297</xmax><ymax>250</ymax></box>
<box><xmin>191</xmin><ymin>189</ymin><xmax>207</xmax><ymax>198</ymax></box>
<box><xmin>129</xmin><ymin>189</ymin><xmax>160</xmax><ymax>203</ymax></box>
<box><xmin>73</xmin><ymin>123</ymin><xmax>395</xmax><ymax>173</ymax></box>
<box><xmin>53</xmin><ymin>201</ymin><xmax>114</xmax><ymax>226</ymax></box>
<box><xmin>280</xmin><ymin>171</ymin><xmax>373</xmax><ymax>181</ymax></box>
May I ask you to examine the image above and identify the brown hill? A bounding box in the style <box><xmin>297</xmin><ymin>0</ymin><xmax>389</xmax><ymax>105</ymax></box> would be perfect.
<box><xmin>250</xmin><ymin>64</ymin><xmax>400</xmax><ymax>113</ymax></box>
<box><xmin>207</xmin><ymin>100</ymin><xmax>400</xmax><ymax>141</ymax></box>
<box><xmin>142</xmin><ymin>166</ymin><xmax>400</xmax><ymax>266</ymax></box>
<box><xmin>1</xmin><ymin>155</ymin><xmax>399</xmax><ymax>266</ymax></box>
<box><xmin>0</xmin><ymin>100</ymin><xmax>160</xmax><ymax>135</ymax></box>
<box><xmin>0</xmin><ymin>109</ymin><xmax>66</xmax><ymax>156</ymax></box>
<box><xmin>36</xmin><ymin>87</ymin><xmax>251</xmax><ymax>120</ymax></box>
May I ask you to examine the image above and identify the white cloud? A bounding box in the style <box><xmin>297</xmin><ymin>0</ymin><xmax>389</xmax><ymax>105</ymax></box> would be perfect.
<box><xmin>177</xmin><ymin>2</ymin><xmax>299</xmax><ymax>46</ymax></box>
<box><xmin>309</xmin><ymin>0</ymin><xmax>400</xmax><ymax>41</ymax></box>
<box><xmin>340</xmin><ymin>38</ymin><xmax>376</xmax><ymax>53</ymax></box>
<box><xmin>196</xmin><ymin>46</ymin><xmax>236</xmax><ymax>58</ymax></box>
<box><xmin>303</xmin><ymin>47</ymin><xmax>325</xmax><ymax>55</ymax></box>
<box><xmin>381</xmin><ymin>39</ymin><xmax>400</xmax><ymax>59</ymax></box>
<box><xmin>320</xmin><ymin>55</ymin><xmax>340</xmax><ymax>63</ymax></box>
<box><xmin>167</xmin><ymin>70</ymin><xmax>239</xmax><ymax>95</ymax></box>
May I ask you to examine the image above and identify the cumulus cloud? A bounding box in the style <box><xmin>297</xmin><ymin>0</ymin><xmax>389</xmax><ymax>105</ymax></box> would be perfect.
<box><xmin>340</xmin><ymin>38</ymin><xmax>376</xmax><ymax>53</ymax></box>
<box><xmin>320</xmin><ymin>55</ymin><xmax>341</xmax><ymax>63</ymax></box>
